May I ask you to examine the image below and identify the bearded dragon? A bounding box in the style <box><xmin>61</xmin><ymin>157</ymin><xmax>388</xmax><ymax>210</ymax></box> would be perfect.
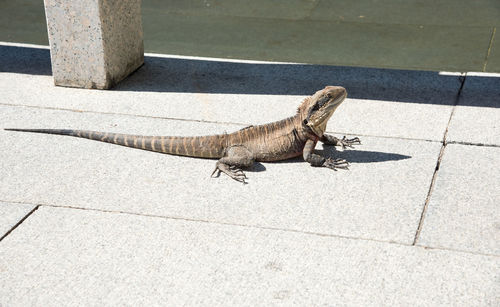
<box><xmin>5</xmin><ymin>86</ymin><xmax>360</xmax><ymax>183</ymax></box>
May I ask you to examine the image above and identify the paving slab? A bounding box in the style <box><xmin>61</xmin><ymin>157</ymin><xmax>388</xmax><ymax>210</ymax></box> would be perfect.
<box><xmin>0</xmin><ymin>201</ymin><xmax>36</xmax><ymax>238</ymax></box>
<box><xmin>0</xmin><ymin>43</ymin><xmax>51</xmax><ymax>75</ymax></box>
<box><xmin>1</xmin><ymin>43</ymin><xmax>460</xmax><ymax>141</ymax></box>
<box><xmin>1</xmin><ymin>104</ymin><xmax>441</xmax><ymax>244</ymax></box>
<box><xmin>0</xmin><ymin>206</ymin><xmax>498</xmax><ymax>305</ymax></box>
<box><xmin>417</xmin><ymin>144</ymin><xmax>500</xmax><ymax>255</ymax></box>
<box><xmin>332</xmin><ymin>98</ymin><xmax>452</xmax><ymax>140</ymax></box>
<box><xmin>447</xmin><ymin>74</ymin><xmax>500</xmax><ymax>146</ymax></box>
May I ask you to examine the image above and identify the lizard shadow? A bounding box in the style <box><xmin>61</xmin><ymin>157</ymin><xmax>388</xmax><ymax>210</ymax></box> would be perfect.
<box><xmin>247</xmin><ymin>162</ymin><xmax>267</xmax><ymax>172</ymax></box>
<box><xmin>2</xmin><ymin>45</ymin><xmax>499</xmax><ymax>107</ymax></box>
<box><xmin>271</xmin><ymin>146</ymin><xmax>411</xmax><ymax>165</ymax></box>
<box><xmin>177</xmin><ymin>155</ymin><xmax>267</xmax><ymax>172</ymax></box>
<box><xmin>317</xmin><ymin>145</ymin><xmax>411</xmax><ymax>163</ymax></box>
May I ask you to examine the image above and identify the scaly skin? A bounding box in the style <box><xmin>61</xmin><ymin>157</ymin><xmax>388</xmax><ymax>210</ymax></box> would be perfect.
<box><xmin>5</xmin><ymin>86</ymin><xmax>360</xmax><ymax>183</ymax></box>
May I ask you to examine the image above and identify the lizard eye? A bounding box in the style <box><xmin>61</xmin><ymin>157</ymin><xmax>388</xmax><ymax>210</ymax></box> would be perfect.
<box><xmin>303</xmin><ymin>119</ymin><xmax>308</xmax><ymax>126</ymax></box>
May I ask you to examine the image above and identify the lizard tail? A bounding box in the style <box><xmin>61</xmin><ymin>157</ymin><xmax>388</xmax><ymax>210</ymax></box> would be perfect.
<box><xmin>4</xmin><ymin>128</ymin><xmax>226</xmax><ymax>158</ymax></box>
<box><xmin>5</xmin><ymin>128</ymin><xmax>78</xmax><ymax>135</ymax></box>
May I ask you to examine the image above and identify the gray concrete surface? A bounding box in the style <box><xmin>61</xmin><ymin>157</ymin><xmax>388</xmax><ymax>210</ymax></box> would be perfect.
<box><xmin>1</xmin><ymin>44</ymin><xmax>461</xmax><ymax>141</ymax></box>
<box><xmin>0</xmin><ymin>206</ymin><xmax>498</xmax><ymax>306</ymax></box>
<box><xmin>0</xmin><ymin>202</ymin><xmax>36</xmax><ymax>238</ymax></box>
<box><xmin>43</xmin><ymin>0</ymin><xmax>143</xmax><ymax>89</ymax></box>
<box><xmin>0</xmin><ymin>104</ymin><xmax>440</xmax><ymax>244</ymax></box>
<box><xmin>417</xmin><ymin>144</ymin><xmax>500</xmax><ymax>255</ymax></box>
<box><xmin>447</xmin><ymin>73</ymin><xmax>500</xmax><ymax>145</ymax></box>
<box><xmin>1</xmin><ymin>42</ymin><xmax>499</xmax><ymax>305</ymax></box>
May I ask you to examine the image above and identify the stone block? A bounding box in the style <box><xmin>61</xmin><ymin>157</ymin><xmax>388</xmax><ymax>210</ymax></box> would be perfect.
<box><xmin>417</xmin><ymin>144</ymin><xmax>500</xmax><ymax>255</ymax></box>
<box><xmin>43</xmin><ymin>0</ymin><xmax>143</xmax><ymax>89</ymax></box>
<box><xmin>0</xmin><ymin>206</ymin><xmax>498</xmax><ymax>305</ymax></box>
<box><xmin>1</xmin><ymin>104</ymin><xmax>441</xmax><ymax>244</ymax></box>
<box><xmin>0</xmin><ymin>201</ymin><xmax>37</xmax><ymax>238</ymax></box>
<box><xmin>0</xmin><ymin>47</ymin><xmax>461</xmax><ymax>141</ymax></box>
<box><xmin>447</xmin><ymin>74</ymin><xmax>500</xmax><ymax>146</ymax></box>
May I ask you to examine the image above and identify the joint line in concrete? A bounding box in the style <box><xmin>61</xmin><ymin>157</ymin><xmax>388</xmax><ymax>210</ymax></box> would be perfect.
<box><xmin>0</xmin><ymin>205</ymin><xmax>40</xmax><ymax>242</ymax></box>
<box><xmin>2</xmin><ymin>199</ymin><xmax>498</xmax><ymax>257</ymax></box>
<box><xmin>412</xmin><ymin>73</ymin><xmax>466</xmax><ymax>245</ymax></box>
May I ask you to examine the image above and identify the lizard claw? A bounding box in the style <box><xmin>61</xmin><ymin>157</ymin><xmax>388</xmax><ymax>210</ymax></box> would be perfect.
<box><xmin>321</xmin><ymin>134</ymin><xmax>361</xmax><ymax>149</ymax></box>
<box><xmin>339</xmin><ymin>136</ymin><xmax>361</xmax><ymax>149</ymax></box>
<box><xmin>323</xmin><ymin>158</ymin><xmax>350</xmax><ymax>171</ymax></box>
<box><xmin>210</xmin><ymin>167</ymin><xmax>221</xmax><ymax>178</ymax></box>
<box><xmin>211</xmin><ymin>162</ymin><xmax>248</xmax><ymax>183</ymax></box>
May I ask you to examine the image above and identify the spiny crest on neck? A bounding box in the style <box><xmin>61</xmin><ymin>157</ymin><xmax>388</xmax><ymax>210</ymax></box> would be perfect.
<box><xmin>296</xmin><ymin>86</ymin><xmax>347</xmax><ymax>116</ymax></box>
<box><xmin>297</xmin><ymin>96</ymin><xmax>313</xmax><ymax>116</ymax></box>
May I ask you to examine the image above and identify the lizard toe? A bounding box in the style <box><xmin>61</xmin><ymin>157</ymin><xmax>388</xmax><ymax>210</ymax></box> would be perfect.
<box><xmin>323</xmin><ymin>157</ymin><xmax>350</xmax><ymax>170</ymax></box>
<box><xmin>212</xmin><ymin>162</ymin><xmax>248</xmax><ymax>183</ymax></box>
<box><xmin>340</xmin><ymin>136</ymin><xmax>361</xmax><ymax>149</ymax></box>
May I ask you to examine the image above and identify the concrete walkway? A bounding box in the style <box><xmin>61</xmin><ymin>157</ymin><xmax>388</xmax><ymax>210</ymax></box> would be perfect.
<box><xmin>0</xmin><ymin>42</ymin><xmax>499</xmax><ymax>305</ymax></box>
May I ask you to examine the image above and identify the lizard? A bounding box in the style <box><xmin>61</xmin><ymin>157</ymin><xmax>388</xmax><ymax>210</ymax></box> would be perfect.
<box><xmin>5</xmin><ymin>86</ymin><xmax>360</xmax><ymax>183</ymax></box>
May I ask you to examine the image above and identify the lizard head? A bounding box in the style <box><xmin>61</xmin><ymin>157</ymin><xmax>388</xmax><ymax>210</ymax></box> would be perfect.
<box><xmin>298</xmin><ymin>86</ymin><xmax>347</xmax><ymax>137</ymax></box>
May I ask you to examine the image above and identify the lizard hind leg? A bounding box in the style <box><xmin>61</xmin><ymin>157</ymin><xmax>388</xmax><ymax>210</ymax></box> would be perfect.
<box><xmin>211</xmin><ymin>145</ymin><xmax>254</xmax><ymax>183</ymax></box>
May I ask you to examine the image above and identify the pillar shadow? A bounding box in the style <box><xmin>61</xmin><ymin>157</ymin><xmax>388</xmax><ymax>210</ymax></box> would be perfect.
<box><xmin>1</xmin><ymin>44</ymin><xmax>498</xmax><ymax>107</ymax></box>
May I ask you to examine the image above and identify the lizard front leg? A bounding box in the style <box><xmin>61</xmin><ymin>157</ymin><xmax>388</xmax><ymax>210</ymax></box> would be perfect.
<box><xmin>211</xmin><ymin>145</ymin><xmax>254</xmax><ymax>183</ymax></box>
<box><xmin>303</xmin><ymin>139</ymin><xmax>349</xmax><ymax>170</ymax></box>
<box><xmin>320</xmin><ymin>134</ymin><xmax>361</xmax><ymax>149</ymax></box>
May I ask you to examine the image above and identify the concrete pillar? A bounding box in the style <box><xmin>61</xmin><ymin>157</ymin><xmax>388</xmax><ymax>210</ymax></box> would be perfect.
<box><xmin>43</xmin><ymin>0</ymin><xmax>144</xmax><ymax>89</ymax></box>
